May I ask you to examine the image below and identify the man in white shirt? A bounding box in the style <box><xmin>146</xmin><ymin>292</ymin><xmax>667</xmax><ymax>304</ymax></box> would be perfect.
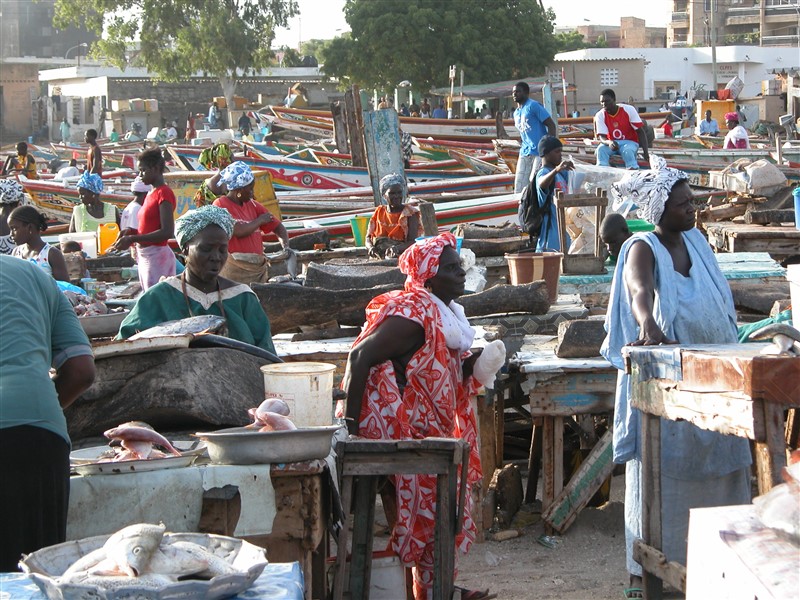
<box><xmin>55</xmin><ymin>159</ymin><xmax>80</xmax><ymax>181</ymax></box>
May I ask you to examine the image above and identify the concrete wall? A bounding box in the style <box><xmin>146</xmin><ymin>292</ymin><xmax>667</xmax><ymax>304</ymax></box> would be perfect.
<box><xmin>554</xmin><ymin>59</ymin><xmax>645</xmax><ymax>117</ymax></box>
<box><xmin>0</xmin><ymin>62</ymin><xmax>39</xmax><ymax>138</ymax></box>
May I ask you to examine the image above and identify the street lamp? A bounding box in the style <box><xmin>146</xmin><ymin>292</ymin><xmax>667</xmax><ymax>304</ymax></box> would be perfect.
<box><xmin>65</xmin><ymin>43</ymin><xmax>88</xmax><ymax>67</ymax></box>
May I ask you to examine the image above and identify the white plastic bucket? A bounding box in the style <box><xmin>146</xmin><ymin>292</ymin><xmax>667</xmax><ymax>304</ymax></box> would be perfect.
<box><xmin>58</xmin><ymin>232</ymin><xmax>98</xmax><ymax>258</ymax></box>
<box><xmin>260</xmin><ymin>362</ymin><xmax>336</xmax><ymax>428</ymax></box>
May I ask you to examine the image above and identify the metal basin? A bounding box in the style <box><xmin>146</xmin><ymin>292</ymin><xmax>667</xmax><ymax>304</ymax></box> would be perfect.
<box><xmin>195</xmin><ymin>425</ymin><xmax>340</xmax><ymax>465</ymax></box>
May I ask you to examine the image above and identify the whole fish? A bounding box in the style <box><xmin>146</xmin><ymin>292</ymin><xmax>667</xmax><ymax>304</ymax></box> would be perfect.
<box><xmin>102</xmin><ymin>523</ymin><xmax>165</xmax><ymax>577</ymax></box>
<box><xmin>146</xmin><ymin>541</ymin><xmax>211</xmax><ymax>577</ymax></box>
<box><xmin>59</xmin><ymin>573</ymin><xmax>176</xmax><ymax>589</ymax></box>
<box><xmin>128</xmin><ymin>315</ymin><xmax>226</xmax><ymax>340</ymax></box>
<box><xmin>250</xmin><ymin>397</ymin><xmax>291</xmax><ymax>420</ymax></box>
<box><xmin>104</xmin><ymin>423</ymin><xmax>182</xmax><ymax>457</ymax></box>
<box><xmin>61</xmin><ymin>547</ymin><xmax>107</xmax><ymax>577</ymax></box>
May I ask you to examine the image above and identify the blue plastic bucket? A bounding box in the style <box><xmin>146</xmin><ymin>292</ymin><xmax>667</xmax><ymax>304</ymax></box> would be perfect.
<box><xmin>793</xmin><ymin>187</ymin><xmax>800</xmax><ymax>230</ymax></box>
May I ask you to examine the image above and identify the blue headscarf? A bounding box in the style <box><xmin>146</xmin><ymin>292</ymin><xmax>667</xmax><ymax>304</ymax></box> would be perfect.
<box><xmin>218</xmin><ymin>161</ymin><xmax>254</xmax><ymax>191</ymax></box>
<box><xmin>76</xmin><ymin>172</ymin><xmax>103</xmax><ymax>194</ymax></box>
<box><xmin>174</xmin><ymin>205</ymin><xmax>235</xmax><ymax>250</ymax></box>
<box><xmin>379</xmin><ymin>173</ymin><xmax>406</xmax><ymax>197</ymax></box>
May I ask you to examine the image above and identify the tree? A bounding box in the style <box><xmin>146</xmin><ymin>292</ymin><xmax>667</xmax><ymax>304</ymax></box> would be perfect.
<box><xmin>54</xmin><ymin>0</ymin><xmax>298</xmax><ymax>126</ymax></box>
<box><xmin>555</xmin><ymin>31</ymin><xmax>589</xmax><ymax>53</ymax></box>
<box><xmin>300</xmin><ymin>39</ymin><xmax>335</xmax><ymax>66</ymax></box>
<box><xmin>322</xmin><ymin>0</ymin><xmax>556</xmax><ymax>95</ymax></box>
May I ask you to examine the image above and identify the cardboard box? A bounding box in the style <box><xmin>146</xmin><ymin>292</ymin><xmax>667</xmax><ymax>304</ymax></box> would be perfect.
<box><xmin>213</xmin><ymin>96</ymin><xmax>226</xmax><ymax>108</ymax></box>
<box><xmin>111</xmin><ymin>99</ymin><xmax>129</xmax><ymax>112</ymax></box>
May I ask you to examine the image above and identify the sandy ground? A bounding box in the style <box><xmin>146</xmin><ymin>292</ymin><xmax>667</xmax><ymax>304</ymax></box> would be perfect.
<box><xmin>453</xmin><ymin>474</ymin><xmax>630</xmax><ymax>600</ymax></box>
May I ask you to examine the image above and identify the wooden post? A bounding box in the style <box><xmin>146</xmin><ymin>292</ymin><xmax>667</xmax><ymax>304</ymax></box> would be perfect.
<box><xmin>640</xmin><ymin>411</ymin><xmax>663</xmax><ymax>600</ymax></box>
<box><xmin>349</xmin><ymin>476</ymin><xmax>379</xmax><ymax>600</ymax></box>
<box><xmin>418</xmin><ymin>201</ymin><xmax>438</xmax><ymax>235</ymax></box>
<box><xmin>330</xmin><ymin>100</ymin><xmax>349</xmax><ymax>154</ymax></box>
<box><xmin>754</xmin><ymin>401</ymin><xmax>787</xmax><ymax>494</ymax></box>
<box><xmin>344</xmin><ymin>85</ymin><xmax>366</xmax><ymax>168</ymax></box>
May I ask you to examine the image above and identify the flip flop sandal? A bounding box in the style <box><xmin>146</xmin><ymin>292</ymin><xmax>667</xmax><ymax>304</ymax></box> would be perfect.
<box><xmin>454</xmin><ymin>586</ymin><xmax>498</xmax><ymax>600</ymax></box>
<box><xmin>622</xmin><ymin>587</ymin><xmax>643</xmax><ymax>599</ymax></box>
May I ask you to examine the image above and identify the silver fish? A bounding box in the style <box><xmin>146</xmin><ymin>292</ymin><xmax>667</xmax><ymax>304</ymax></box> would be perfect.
<box><xmin>147</xmin><ymin>541</ymin><xmax>214</xmax><ymax>577</ymax></box>
<box><xmin>128</xmin><ymin>315</ymin><xmax>226</xmax><ymax>339</ymax></box>
<box><xmin>102</xmin><ymin>523</ymin><xmax>165</xmax><ymax>577</ymax></box>
<box><xmin>61</xmin><ymin>547</ymin><xmax>107</xmax><ymax>577</ymax></box>
<box><xmin>104</xmin><ymin>424</ymin><xmax>182</xmax><ymax>457</ymax></box>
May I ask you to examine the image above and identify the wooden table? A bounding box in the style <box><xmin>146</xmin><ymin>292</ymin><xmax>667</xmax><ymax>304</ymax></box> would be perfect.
<box><xmin>626</xmin><ymin>343</ymin><xmax>800</xmax><ymax>600</ymax></box>
<box><xmin>511</xmin><ymin>344</ymin><xmax>617</xmax><ymax>533</ymax></box>
<box><xmin>705</xmin><ymin>222</ymin><xmax>800</xmax><ymax>260</ymax></box>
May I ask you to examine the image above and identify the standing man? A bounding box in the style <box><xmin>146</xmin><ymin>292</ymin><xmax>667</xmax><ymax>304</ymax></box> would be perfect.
<box><xmin>208</xmin><ymin>101</ymin><xmax>221</xmax><ymax>129</ymax></box>
<box><xmin>594</xmin><ymin>89</ymin><xmax>649</xmax><ymax>170</ymax></box>
<box><xmin>432</xmin><ymin>102</ymin><xmax>448</xmax><ymax>119</ymax></box>
<box><xmin>59</xmin><ymin>118</ymin><xmax>71</xmax><ymax>144</ymax></box>
<box><xmin>420</xmin><ymin>98</ymin><xmax>431</xmax><ymax>118</ymax></box>
<box><xmin>698</xmin><ymin>110</ymin><xmax>720</xmax><ymax>136</ymax></box>
<box><xmin>85</xmin><ymin>129</ymin><xmax>102</xmax><ymax>175</ymax></box>
<box><xmin>512</xmin><ymin>81</ymin><xmax>557</xmax><ymax>193</ymax></box>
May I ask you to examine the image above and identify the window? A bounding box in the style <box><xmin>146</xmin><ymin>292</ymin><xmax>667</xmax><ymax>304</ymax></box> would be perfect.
<box><xmin>600</xmin><ymin>68</ymin><xmax>619</xmax><ymax>86</ymax></box>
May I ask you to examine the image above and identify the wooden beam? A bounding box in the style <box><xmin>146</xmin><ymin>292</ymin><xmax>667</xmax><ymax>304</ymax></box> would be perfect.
<box><xmin>744</xmin><ymin>209</ymin><xmax>795</xmax><ymax>225</ymax></box>
<box><xmin>640</xmin><ymin>412</ymin><xmax>663</xmax><ymax>600</ymax></box>
<box><xmin>754</xmin><ymin>401</ymin><xmax>787</xmax><ymax>495</ymax></box>
<box><xmin>330</xmin><ymin>100</ymin><xmax>349</xmax><ymax>154</ymax></box>
<box><xmin>418</xmin><ymin>201</ymin><xmax>438</xmax><ymax>236</ymax></box>
<box><xmin>542</xmin><ymin>430</ymin><xmax>614</xmax><ymax>533</ymax></box>
<box><xmin>632</xmin><ymin>541</ymin><xmax>687</xmax><ymax>594</ymax></box>
<box><xmin>344</xmin><ymin>86</ymin><xmax>366</xmax><ymax>168</ymax></box>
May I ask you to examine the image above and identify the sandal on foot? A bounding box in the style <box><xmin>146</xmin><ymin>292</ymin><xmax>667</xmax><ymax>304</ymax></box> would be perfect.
<box><xmin>455</xmin><ymin>586</ymin><xmax>498</xmax><ymax>600</ymax></box>
<box><xmin>622</xmin><ymin>587</ymin><xmax>643</xmax><ymax>599</ymax></box>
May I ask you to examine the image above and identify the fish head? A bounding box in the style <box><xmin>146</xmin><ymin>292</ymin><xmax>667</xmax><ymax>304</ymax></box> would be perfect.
<box><xmin>103</xmin><ymin>523</ymin><xmax>165</xmax><ymax>577</ymax></box>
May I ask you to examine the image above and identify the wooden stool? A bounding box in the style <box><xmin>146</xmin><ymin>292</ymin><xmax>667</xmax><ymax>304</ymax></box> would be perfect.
<box><xmin>332</xmin><ymin>438</ymin><xmax>470</xmax><ymax>600</ymax></box>
<box><xmin>555</xmin><ymin>189</ymin><xmax>608</xmax><ymax>275</ymax></box>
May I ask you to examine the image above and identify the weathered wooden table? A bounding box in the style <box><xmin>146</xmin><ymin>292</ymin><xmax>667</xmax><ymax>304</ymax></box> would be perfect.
<box><xmin>512</xmin><ymin>345</ymin><xmax>617</xmax><ymax>533</ymax></box>
<box><xmin>626</xmin><ymin>343</ymin><xmax>800</xmax><ymax>600</ymax></box>
<box><xmin>705</xmin><ymin>222</ymin><xmax>800</xmax><ymax>260</ymax></box>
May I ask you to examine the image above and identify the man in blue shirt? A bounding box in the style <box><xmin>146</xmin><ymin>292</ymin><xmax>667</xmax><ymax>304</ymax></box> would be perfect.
<box><xmin>432</xmin><ymin>102</ymin><xmax>448</xmax><ymax>119</ymax></box>
<box><xmin>698</xmin><ymin>110</ymin><xmax>720</xmax><ymax>135</ymax></box>
<box><xmin>513</xmin><ymin>81</ymin><xmax>556</xmax><ymax>194</ymax></box>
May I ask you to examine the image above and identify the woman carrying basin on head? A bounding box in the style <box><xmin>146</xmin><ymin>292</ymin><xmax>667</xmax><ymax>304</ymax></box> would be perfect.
<box><xmin>117</xmin><ymin>205</ymin><xmax>275</xmax><ymax>353</ymax></box>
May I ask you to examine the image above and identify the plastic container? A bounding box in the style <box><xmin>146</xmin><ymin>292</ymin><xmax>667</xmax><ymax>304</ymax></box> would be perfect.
<box><xmin>350</xmin><ymin>216</ymin><xmax>369</xmax><ymax>246</ymax></box>
<box><xmin>59</xmin><ymin>232</ymin><xmax>97</xmax><ymax>258</ymax></box>
<box><xmin>505</xmin><ymin>251</ymin><xmax>563</xmax><ymax>303</ymax></box>
<box><xmin>793</xmin><ymin>187</ymin><xmax>800</xmax><ymax>230</ymax></box>
<box><xmin>260</xmin><ymin>362</ymin><xmax>336</xmax><ymax>428</ymax></box>
<box><xmin>627</xmin><ymin>219</ymin><xmax>655</xmax><ymax>233</ymax></box>
<box><xmin>97</xmin><ymin>223</ymin><xmax>120</xmax><ymax>255</ymax></box>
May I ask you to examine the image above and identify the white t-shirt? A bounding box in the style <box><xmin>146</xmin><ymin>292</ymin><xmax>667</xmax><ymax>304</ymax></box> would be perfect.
<box><xmin>120</xmin><ymin>200</ymin><xmax>143</xmax><ymax>231</ymax></box>
<box><xmin>55</xmin><ymin>165</ymin><xmax>80</xmax><ymax>180</ymax></box>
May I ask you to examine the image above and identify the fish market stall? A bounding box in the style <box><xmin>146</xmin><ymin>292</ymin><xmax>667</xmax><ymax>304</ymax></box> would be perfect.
<box><xmin>625</xmin><ymin>343</ymin><xmax>800</xmax><ymax>599</ymax></box>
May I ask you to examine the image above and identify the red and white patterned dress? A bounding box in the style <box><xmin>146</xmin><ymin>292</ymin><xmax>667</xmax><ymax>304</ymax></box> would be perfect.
<box><xmin>342</xmin><ymin>286</ymin><xmax>482</xmax><ymax>583</ymax></box>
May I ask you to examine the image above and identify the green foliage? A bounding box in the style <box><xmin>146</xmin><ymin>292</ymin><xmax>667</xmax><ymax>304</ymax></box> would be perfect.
<box><xmin>300</xmin><ymin>38</ymin><xmax>335</xmax><ymax>65</ymax></box>
<box><xmin>277</xmin><ymin>46</ymin><xmax>303</xmax><ymax>67</ymax></box>
<box><xmin>555</xmin><ymin>30</ymin><xmax>588</xmax><ymax>53</ymax></box>
<box><xmin>53</xmin><ymin>0</ymin><xmax>298</xmax><ymax>82</ymax></box>
<box><xmin>322</xmin><ymin>0</ymin><xmax>556</xmax><ymax>94</ymax></box>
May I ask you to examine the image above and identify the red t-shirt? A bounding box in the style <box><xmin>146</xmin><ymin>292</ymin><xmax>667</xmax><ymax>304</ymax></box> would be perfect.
<box><xmin>137</xmin><ymin>185</ymin><xmax>176</xmax><ymax>247</ymax></box>
<box><xmin>213</xmin><ymin>195</ymin><xmax>280</xmax><ymax>255</ymax></box>
<box><xmin>594</xmin><ymin>104</ymin><xmax>642</xmax><ymax>143</ymax></box>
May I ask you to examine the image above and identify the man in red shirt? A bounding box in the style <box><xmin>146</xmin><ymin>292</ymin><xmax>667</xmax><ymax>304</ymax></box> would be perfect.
<box><xmin>594</xmin><ymin>89</ymin><xmax>649</xmax><ymax>170</ymax></box>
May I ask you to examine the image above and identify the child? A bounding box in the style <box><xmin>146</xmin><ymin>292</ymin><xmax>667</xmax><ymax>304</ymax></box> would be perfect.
<box><xmin>599</xmin><ymin>213</ymin><xmax>632</xmax><ymax>263</ymax></box>
<box><xmin>61</xmin><ymin>240</ymin><xmax>90</xmax><ymax>280</ymax></box>
<box><xmin>534</xmin><ymin>136</ymin><xmax>574</xmax><ymax>252</ymax></box>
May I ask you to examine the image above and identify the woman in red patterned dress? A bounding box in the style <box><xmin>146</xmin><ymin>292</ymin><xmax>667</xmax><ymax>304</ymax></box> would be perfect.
<box><xmin>342</xmin><ymin>233</ymin><xmax>502</xmax><ymax>600</ymax></box>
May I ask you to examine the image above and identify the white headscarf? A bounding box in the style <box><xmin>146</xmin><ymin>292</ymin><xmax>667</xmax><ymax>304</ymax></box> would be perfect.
<box><xmin>612</xmin><ymin>155</ymin><xmax>688</xmax><ymax>225</ymax></box>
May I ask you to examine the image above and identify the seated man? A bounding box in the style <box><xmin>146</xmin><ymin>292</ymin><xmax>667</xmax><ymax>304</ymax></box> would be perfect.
<box><xmin>594</xmin><ymin>89</ymin><xmax>649</xmax><ymax>170</ymax></box>
<box><xmin>698</xmin><ymin>110</ymin><xmax>720</xmax><ymax>136</ymax></box>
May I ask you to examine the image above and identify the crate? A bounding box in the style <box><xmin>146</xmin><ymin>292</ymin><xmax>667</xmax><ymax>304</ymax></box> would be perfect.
<box><xmin>144</xmin><ymin>99</ymin><xmax>159</xmax><ymax>111</ymax></box>
<box><xmin>111</xmin><ymin>99</ymin><xmax>129</xmax><ymax>112</ymax></box>
<box><xmin>128</xmin><ymin>98</ymin><xmax>145</xmax><ymax>112</ymax></box>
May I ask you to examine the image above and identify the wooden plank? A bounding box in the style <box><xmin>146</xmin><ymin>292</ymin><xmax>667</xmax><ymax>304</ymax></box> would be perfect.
<box><xmin>744</xmin><ymin>209</ymin><xmax>795</xmax><ymax>225</ymax></box>
<box><xmin>786</xmin><ymin>408</ymin><xmax>800</xmax><ymax>449</ymax></box>
<box><xmin>332</xmin><ymin>475</ymin><xmax>353</xmax><ymax>600</ymax></box>
<box><xmin>553</xmin><ymin>416</ymin><xmax>564</xmax><ymax>502</ymax></box>
<box><xmin>640</xmin><ymin>412</ymin><xmax>663</xmax><ymax>600</ymax></box>
<box><xmin>363</xmin><ymin>108</ymin><xmax>403</xmax><ymax>207</ymax></box>
<box><xmin>541</xmin><ymin>430</ymin><xmax>614</xmax><ymax>533</ymax></box>
<box><xmin>630</xmin><ymin>378</ymin><xmax>761</xmax><ymax>440</ymax></box>
<box><xmin>527</xmin><ymin>371</ymin><xmax>617</xmax><ymax>416</ymax></box>
<box><xmin>433</xmin><ymin>467</ymin><xmax>456</xmax><ymax>600</ymax></box>
<box><xmin>754</xmin><ymin>401</ymin><xmax>787</xmax><ymax>495</ymax></box>
<box><xmin>418</xmin><ymin>201</ymin><xmax>438</xmax><ymax>236</ymax></box>
<box><xmin>344</xmin><ymin>86</ymin><xmax>366</xmax><ymax>168</ymax></box>
<box><xmin>525</xmin><ymin>425</ymin><xmax>542</xmax><ymax>504</ymax></box>
<box><xmin>632</xmin><ymin>541</ymin><xmax>687</xmax><ymax>593</ymax></box>
<box><xmin>542</xmin><ymin>417</ymin><xmax>555</xmax><ymax>515</ymax></box>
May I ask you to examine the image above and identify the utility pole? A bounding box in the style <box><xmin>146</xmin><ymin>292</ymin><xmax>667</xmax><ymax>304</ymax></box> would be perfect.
<box><xmin>710</xmin><ymin>0</ymin><xmax>718</xmax><ymax>94</ymax></box>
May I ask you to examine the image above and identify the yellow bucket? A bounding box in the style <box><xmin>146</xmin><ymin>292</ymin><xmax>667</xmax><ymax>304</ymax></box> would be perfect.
<box><xmin>350</xmin><ymin>216</ymin><xmax>369</xmax><ymax>246</ymax></box>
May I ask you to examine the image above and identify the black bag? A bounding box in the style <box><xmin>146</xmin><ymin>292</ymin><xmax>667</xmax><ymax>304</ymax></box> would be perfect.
<box><xmin>518</xmin><ymin>181</ymin><xmax>552</xmax><ymax>241</ymax></box>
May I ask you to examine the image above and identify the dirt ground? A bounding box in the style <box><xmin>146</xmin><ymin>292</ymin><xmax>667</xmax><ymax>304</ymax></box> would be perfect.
<box><xmin>454</xmin><ymin>474</ymin><xmax>631</xmax><ymax>600</ymax></box>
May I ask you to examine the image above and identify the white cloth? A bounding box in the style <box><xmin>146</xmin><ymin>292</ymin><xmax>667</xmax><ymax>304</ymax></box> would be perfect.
<box><xmin>611</xmin><ymin>155</ymin><xmax>688</xmax><ymax>225</ymax></box>
<box><xmin>723</xmin><ymin>125</ymin><xmax>751</xmax><ymax>149</ymax></box>
<box><xmin>472</xmin><ymin>339</ymin><xmax>506</xmax><ymax>389</ymax></box>
<box><xmin>428</xmin><ymin>292</ymin><xmax>475</xmax><ymax>354</ymax></box>
<box><xmin>55</xmin><ymin>166</ymin><xmax>80</xmax><ymax>180</ymax></box>
<box><xmin>120</xmin><ymin>201</ymin><xmax>142</xmax><ymax>231</ymax></box>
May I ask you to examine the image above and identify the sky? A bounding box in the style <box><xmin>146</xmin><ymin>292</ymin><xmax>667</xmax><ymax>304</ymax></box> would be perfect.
<box><xmin>272</xmin><ymin>0</ymin><xmax>673</xmax><ymax>48</ymax></box>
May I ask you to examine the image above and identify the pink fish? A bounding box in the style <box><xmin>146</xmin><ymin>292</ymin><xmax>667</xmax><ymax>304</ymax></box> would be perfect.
<box><xmin>257</xmin><ymin>412</ymin><xmax>297</xmax><ymax>432</ymax></box>
<box><xmin>104</xmin><ymin>423</ymin><xmax>182</xmax><ymax>456</ymax></box>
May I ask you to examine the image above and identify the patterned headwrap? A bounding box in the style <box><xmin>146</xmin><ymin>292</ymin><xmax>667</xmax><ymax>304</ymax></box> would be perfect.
<box><xmin>0</xmin><ymin>179</ymin><xmax>24</xmax><ymax>204</ymax></box>
<box><xmin>398</xmin><ymin>232</ymin><xmax>457</xmax><ymax>290</ymax></box>
<box><xmin>379</xmin><ymin>173</ymin><xmax>405</xmax><ymax>197</ymax></box>
<box><xmin>76</xmin><ymin>172</ymin><xmax>103</xmax><ymax>194</ymax></box>
<box><xmin>174</xmin><ymin>205</ymin><xmax>235</xmax><ymax>250</ymax></box>
<box><xmin>218</xmin><ymin>161</ymin><xmax>254</xmax><ymax>191</ymax></box>
<box><xmin>612</xmin><ymin>155</ymin><xmax>688</xmax><ymax>225</ymax></box>
<box><xmin>724</xmin><ymin>112</ymin><xmax>739</xmax><ymax>122</ymax></box>
<box><xmin>130</xmin><ymin>176</ymin><xmax>152</xmax><ymax>193</ymax></box>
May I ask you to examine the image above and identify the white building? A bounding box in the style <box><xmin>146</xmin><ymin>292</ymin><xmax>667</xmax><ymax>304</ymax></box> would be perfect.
<box><xmin>551</xmin><ymin>45</ymin><xmax>798</xmax><ymax>117</ymax></box>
